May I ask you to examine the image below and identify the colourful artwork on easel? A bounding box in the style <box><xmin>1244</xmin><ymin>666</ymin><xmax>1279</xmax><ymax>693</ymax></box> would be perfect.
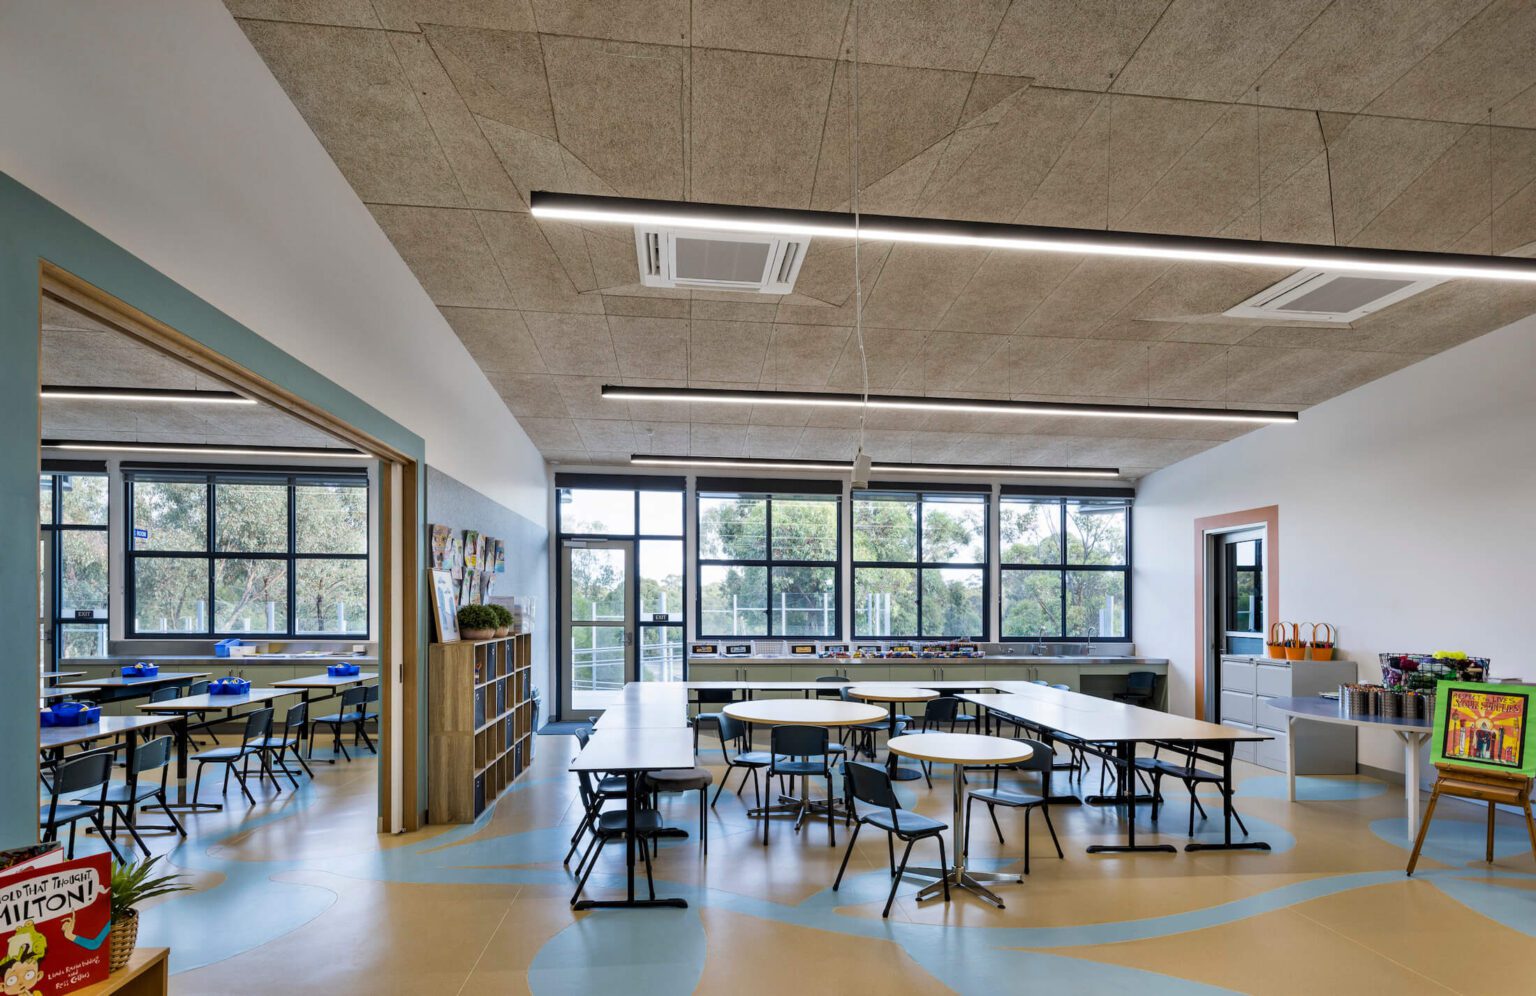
<box><xmin>1432</xmin><ymin>681</ymin><xmax>1536</xmax><ymax>778</ymax></box>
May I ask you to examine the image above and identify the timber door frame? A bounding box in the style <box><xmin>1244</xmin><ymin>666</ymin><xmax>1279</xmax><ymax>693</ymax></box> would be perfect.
<box><xmin>40</xmin><ymin>262</ymin><xmax>423</xmax><ymax>831</ymax></box>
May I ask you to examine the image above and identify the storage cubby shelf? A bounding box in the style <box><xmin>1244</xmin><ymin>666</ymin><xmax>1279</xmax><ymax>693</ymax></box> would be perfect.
<box><xmin>428</xmin><ymin>632</ymin><xmax>535</xmax><ymax>823</ymax></box>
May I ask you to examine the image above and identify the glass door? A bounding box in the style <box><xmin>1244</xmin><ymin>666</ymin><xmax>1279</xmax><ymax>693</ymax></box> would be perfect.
<box><xmin>1220</xmin><ymin>529</ymin><xmax>1265</xmax><ymax>656</ymax></box>
<box><xmin>560</xmin><ymin>539</ymin><xmax>635</xmax><ymax>718</ymax></box>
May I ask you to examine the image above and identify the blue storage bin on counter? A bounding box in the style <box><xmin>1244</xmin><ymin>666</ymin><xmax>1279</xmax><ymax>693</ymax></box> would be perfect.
<box><xmin>121</xmin><ymin>661</ymin><xmax>159</xmax><ymax>677</ymax></box>
<box><xmin>208</xmin><ymin>677</ymin><xmax>251</xmax><ymax>696</ymax></box>
<box><xmin>215</xmin><ymin>638</ymin><xmax>243</xmax><ymax>658</ymax></box>
<box><xmin>42</xmin><ymin>701</ymin><xmax>101</xmax><ymax>727</ymax></box>
<box><xmin>327</xmin><ymin>662</ymin><xmax>361</xmax><ymax>677</ymax></box>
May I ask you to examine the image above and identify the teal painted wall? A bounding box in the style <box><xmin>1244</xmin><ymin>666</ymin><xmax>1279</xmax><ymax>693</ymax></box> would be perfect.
<box><xmin>1</xmin><ymin>172</ymin><xmax>430</xmax><ymax>845</ymax></box>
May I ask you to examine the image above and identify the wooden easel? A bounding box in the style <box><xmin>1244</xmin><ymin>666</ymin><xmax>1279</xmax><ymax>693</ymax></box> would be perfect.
<box><xmin>1406</xmin><ymin>762</ymin><xmax>1536</xmax><ymax>875</ymax></box>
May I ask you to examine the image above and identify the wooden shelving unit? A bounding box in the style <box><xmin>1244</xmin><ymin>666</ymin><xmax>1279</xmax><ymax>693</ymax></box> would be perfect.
<box><xmin>428</xmin><ymin>632</ymin><xmax>535</xmax><ymax>823</ymax></box>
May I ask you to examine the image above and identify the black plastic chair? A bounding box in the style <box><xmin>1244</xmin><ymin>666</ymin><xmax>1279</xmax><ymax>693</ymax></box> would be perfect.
<box><xmin>645</xmin><ymin>766</ymin><xmax>713</xmax><ymax>855</ymax></box>
<box><xmin>711</xmin><ymin>714</ymin><xmax>773</xmax><ymax>808</ymax></box>
<box><xmin>1114</xmin><ymin>671</ymin><xmax>1158</xmax><ymax>707</ymax></box>
<box><xmin>839</xmin><ymin>686</ymin><xmax>887</xmax><ymax>760</ymax></box>
<box><xmin>964</xmin><ymin>738</ymin><xmax>1063</xmax><ymax>878</ymax></box>
<box><xmin>311</xmin><ymin>686</ymin><xmax>373</xmax><ymax>761</ymax></box>
<box><xmin>692</xmin><ymin>688</ymin><xmax>737</xmax><ymax>754</ymax></box>
<box><xmin>249</xmin><ymin>701</ymin><xmax>315</xmax><ymax>787</ymax></box>
<box><xmin>764</xmin><ymin>725</ymin><xmax>836</xmax><ymax>846</ymax></box>
<box><xmin>101</xmin><ymin>735</ymin><xmax>186</xmax><ymax>855</ymax></box>
<box><xmin>40</xmin><ymin>751</ymin><xmax>123</xmax><ymax>861</ymax></box>
<box><xmin>832</xmin><ymin>761</ymin><xmax>949</xmax><ymax>917</ymax></box>
<box><xmin>192</xmin><ymin>708</ymin><xmax>274</xmax><ymax>805</ymax></box>
<box><xmin>564</xmin><ymin>727</ymin><xmax>627</xmax><ymax>867</ymax></box>
<box><xmin>1137</xmin><ymin>746</ymin><xmax>1250</xmax><ymax>838</ymax></box>
<box><xmin>569</xmin><ymin>769</ymin><xmax>665</xmax><ymax>905</ymax></box>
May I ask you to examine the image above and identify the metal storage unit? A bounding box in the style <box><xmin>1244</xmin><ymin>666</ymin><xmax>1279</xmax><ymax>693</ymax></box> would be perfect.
<box><xmin>1219</xmin><ymin>655</ymin><xmax>1357</xmax><ymax>773</ymax></box>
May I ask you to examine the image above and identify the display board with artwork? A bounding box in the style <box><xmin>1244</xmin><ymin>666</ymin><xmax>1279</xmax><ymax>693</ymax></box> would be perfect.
<box><xmin>428</xmin><ymin>524</ymin><xmax>508</xmax><ymax>607</ymax></box>
<box><xmin>1432</xmin><ymin>681</ymin><xmax>1536</xmax><ymax>778</ymax></box>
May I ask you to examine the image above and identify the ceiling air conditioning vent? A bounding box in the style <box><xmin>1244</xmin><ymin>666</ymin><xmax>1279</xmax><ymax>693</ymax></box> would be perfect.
<box><xmin>634</xmin><ymin>226</ymin><xmax>807</xmax><ymax>293</ymax></box>
<box><xmin>1223</xmin><ymin>269</ymin><xmax>1441</xmax><ymax>324</ymax></box>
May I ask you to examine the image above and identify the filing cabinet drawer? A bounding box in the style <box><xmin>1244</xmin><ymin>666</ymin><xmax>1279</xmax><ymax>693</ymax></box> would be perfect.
<box><xmin>1256</xmin><ymin>663</ymin><xmax>1290</xmax><ymax>698</ymax></box>
<box><xmin>1220</xmin><ymin>658</ymin><xmax>1255</xmax><ymax>693</ymax></box>
<box><xmin>1220</xmin><ymin>689</ymin><xmax>1255</xmax><ymax>725</ymax></box>
<box><xmin>1223</xmin><ymin>721</ymin><xmax>1258</xmax><ymax>763</ymax></box>
<box><xmin>1256</xmin><ymin>694</ymin><xmax>1287</xmax><ymax>733</ymax></box>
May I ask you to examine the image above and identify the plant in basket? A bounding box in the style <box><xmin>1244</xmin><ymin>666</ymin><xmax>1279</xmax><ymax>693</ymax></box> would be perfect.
<box><xmin>107</xmin><ymin>856</ymin><xmax>190</xmax><ymax>973</ymax></box>
<box><xmin>489</xmin><ymin>602</ymin><xmax>513</xmax><ymax>637</ymax></box>
<box><xmin>457</xmin><ymin>604</ymin><xmax>500</xmax><ymax>640</ymax></box>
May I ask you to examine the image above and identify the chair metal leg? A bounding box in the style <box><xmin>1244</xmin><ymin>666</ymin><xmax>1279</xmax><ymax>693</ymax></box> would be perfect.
<box><xmin>1041</xmin><ymin>804</ymin><xmax>1063</xmax><ymax>859</ymax></box>
<box><xmin>884</xmin><ymin>839</ymin><xmax>915</xmax><ymax>917</ymax></box>
<box><xmin>832</xmin><ymin>821</ymin><xmax>862</xmax><ymax>891</ymax></box>
<box><xmin>67</xmin><ymin>821</ymin><xmax>77</xmax><ymax>859</ymax></box>
<box><xmin>699</xmin><ymin>787</ymin><xmax>708</xmax><ymax>856</ymax></box>
<box><xmin>1024</xmin><ymin>808</ymin><xmax>1032</xmax><ymax>875</ymax></box>
<box><xmin>571</xmin><ymin>836</ymin><xmax>606</xmax><ymax>904</ymax></box>
<box><xmin>826</xmin><ymin>773</ymin><xmax>836</xmax><ymax>847</ymax></box>
<box><xmin>156</xmin><ymin>789</ymin><xmax>188</xmax><ymax>838</ymax></box>
<box><xmin>88</xmin><ymin>812</ymin><xmax>125</xmax><ymax>863</ymax></box>
<box><xmin>193</xmin><ymin>763</ymin><xmax>207</xmax><ymax>802</ymax></box>
<box><xmin>232</xmin><ymin>760</ymin><xmax>257</xmax><ymax>805</ymax></box>
<box><xmin>988</xmin><ymin>802</ymin><xmax>1005</xmax><ymax>844</ymax></box>
<box><xmin>935</xmin><ymin>834</ymin><xmax>951</xmax><ymax>903</ymax></box>
<box><xmin>887</xmin><ymin>830</ymin><xmax>896</xmax><ymax>875</ymax></box>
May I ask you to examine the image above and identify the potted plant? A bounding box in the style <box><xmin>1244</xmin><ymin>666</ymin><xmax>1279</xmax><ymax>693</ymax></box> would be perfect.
<box><xmin>108</xmin><ymin>856</ymin><xmax>190</xmax><ymax>973</ymax></box>
<box><xmin>489</xmin><ymin>603</ymin><xmax>513</xmax><ymax>637</ymax></box>
<box><xmin>457</xmin><ymin>604</ymin><xmax>499</xmax><ymax>640</ymax></box>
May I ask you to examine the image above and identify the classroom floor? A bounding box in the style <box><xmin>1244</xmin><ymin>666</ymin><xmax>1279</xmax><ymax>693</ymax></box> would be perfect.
<box><xmin>98</xmin><ymin>733</ymin><xmax>1536</xmax><ymax>994</ymax></box>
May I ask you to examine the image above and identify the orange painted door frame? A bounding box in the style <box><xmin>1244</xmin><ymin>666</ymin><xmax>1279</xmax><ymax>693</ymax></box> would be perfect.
<box><xmin>1193</xmin><ymin>506</ymin><xmax>1279</xmax><ymax>720</ymax></box>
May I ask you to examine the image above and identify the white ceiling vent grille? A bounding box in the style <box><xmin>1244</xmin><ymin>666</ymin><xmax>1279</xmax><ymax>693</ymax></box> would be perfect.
<box><xmin>1224</xmin><ymin>269</ymin><xmax>1442</xmax><ymax>324</ymax></box>
<box><xmin>635</xmin><ymin>226</ymin><xmax>807</xmax><ymax>293</ymax></box>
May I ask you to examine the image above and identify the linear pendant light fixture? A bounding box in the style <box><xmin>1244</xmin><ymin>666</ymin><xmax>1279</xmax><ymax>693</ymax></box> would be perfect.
<box><xmin>629</xmin><ymin>454</ymin><xmax>1120</xmax><ymax>479</ymax></box>
<box><xmin>531</xmin><ymin>191</ymin><xmax>1536</xmax><ymax>284</ymax></box>
<box><xmin>603</xmin><ymin>384</ymin><xmax>1297</xmax><ymax>425</ymax></box>
<box><xmin>41</xmin><ymin>386</ymin><xmax>256</xmax><ymax>404</ymax></box>
<box><xmin>42</xmin><ymin>439</ymin><xmax>372</xmax><ymax>459</ymax></box>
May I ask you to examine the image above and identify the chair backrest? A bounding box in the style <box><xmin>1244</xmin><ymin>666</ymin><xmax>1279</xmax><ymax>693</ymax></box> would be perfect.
<box><xmin>131</xmin><ymin>735</ymin><xmax>174</xmax><ymax>775</ymax></box>
<box><xmin>52</xmin><ymin>751</ymin><xmax>113</xmax><ymax>795</ymax></box>
<box><xmin>769</xmin><ymin>724</ymin><xmax>827</xmax><ymax>759</ymax></box>
<box><xmin>1030</xmin><ymin>680</ymin><xmax>1049</xmax><ymax>686</ymax></box>
<box><xmin>1050</xmin><ymin>683</ymin><xmax>1071</xmax><ymax>691</ymax></box>
<box><xmin>574</xmin><ymin>726</ymin><xmax>592</xmax><ymax>749</ymax></box>
<box><xmin>715</xmin><ymin>713</ymin><xmax>748</xmax><ymax>753</ymax></box>
<box><xmin>925</xmin><ymin>696</ymin><xmax>959</xmax><ymax>722</ymax></box>
<box><xmin>363</xmin><ymin>684</ymin><xmax>381</xmax><ymax>707</ymax></box>
<box><xmin>696</xmin><ymin>688</ymin><xmax>736</xmax><ymax>704</ymax></box>
<box><xmin>1009</xmin><ymin>738</ymin><xmax>1056</xmax><ymax>775</ymax></box>
<box><xmin>190</xmin><ymin>679</ymin><xmax>212</xmax><ymax>695</ymax></box>
<box><xmin>1126</xmin><ymin>671</ymin><xmax>1157</xmax><ymax>694</ymax></box>
<box><xmin>242</xmin><ymin>708</ymin><xmax>274</xmax><ymax>744</ymax></box>
<box><xmin>843</xmin><ymin>760</ymin><xmax>901</xmax><ymax>812</ymax></box>
<box><xmin>148</xmin><ymin>685</ymin><xmax>180</xmax><ymax>703</ymax></box>
<box><xmin>814</xmin><ymin>675</ymin><xmax>848</xmax><ymax>698</ymax></box>
<box><xmin>283</xmin><ymin>701</ymin><xmax>308</xmax><ymax>732</ymax></box>
<box><xmin>339</xmin><ymin>686</ymin><xmax>369</xmax><ymax>710</ymax></box>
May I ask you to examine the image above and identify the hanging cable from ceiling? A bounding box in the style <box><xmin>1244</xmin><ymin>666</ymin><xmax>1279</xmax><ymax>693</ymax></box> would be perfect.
<box><xmin>849</xmin><ymin>0</ymin><xmax>872</xmax><ymax>488</ymax></box>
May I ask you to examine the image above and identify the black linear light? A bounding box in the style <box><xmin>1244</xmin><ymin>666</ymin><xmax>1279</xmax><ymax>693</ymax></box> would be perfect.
<box><xmin>531</xmin><ymin>191</ymin><xmax>1536</xmax><ymax>284</ymax></box>
<box><xmin>602</xmin><ymin>384</ymin><xmax>1298</xmax><ymax>426</ymax></box>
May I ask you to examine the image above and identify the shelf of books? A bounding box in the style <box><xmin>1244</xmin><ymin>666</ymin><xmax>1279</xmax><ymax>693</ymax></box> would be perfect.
<box><xmin>427</xmin><ymin>632</ymin><xmax>535</xmax><ymax>823</ymax></box>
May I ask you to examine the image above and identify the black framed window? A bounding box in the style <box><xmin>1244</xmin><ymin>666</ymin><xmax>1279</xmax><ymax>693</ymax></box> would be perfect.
<box><xmin>1000</xmin><ymin>497</ymin><xmax>1130</xmax><ymax>641</ymax></box>
<box><xmin>40</xmin><ymin>472</ymin><xmax>110</xmax><ymax>661</ymax></box>
<box><xmin>696</xmin><ymin>491</ymin><xmax>840</xmax><ymax>638</ymax></box>
<box><xmin>852</xmin><ymin>491</ymin><xmax>987</xmax><ymax>640</ymax></box>
<box><xmin>1225</xmin><ymin>538</ymin><xmax>1262</xmax><ymax>634</ymax></box>
<box><xmin>125</xmin><ymin>470</ymin><xmax>368</xmax><ymax>638</ymax></box>
<box><xmin>555</xmin><ymin>481</ymin><xmax>686</xmax><ymax>683</ymax></box>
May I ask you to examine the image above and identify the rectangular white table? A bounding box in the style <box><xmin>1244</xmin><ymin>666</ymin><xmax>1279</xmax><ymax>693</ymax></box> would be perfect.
<box><xmin>137</xmin><ymin>688</ymin><xmax>289</xmax><ymax>811</ymax></box>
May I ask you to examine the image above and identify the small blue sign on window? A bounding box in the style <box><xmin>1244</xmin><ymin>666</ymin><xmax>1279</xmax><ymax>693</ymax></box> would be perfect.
<box><xmin>133</xmin><ymin>528</ymin><xmax>149</xmax><ymax>539</ymax></box>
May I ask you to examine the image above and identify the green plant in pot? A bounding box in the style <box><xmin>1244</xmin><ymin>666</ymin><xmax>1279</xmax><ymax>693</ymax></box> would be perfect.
<box><xmin>457</xmin><ymin>603</ymin><xmax>499</xmax><ymax>640</ymax></box>
<box><xmin>108</xmin><ymin>856</ymin><xmax>190</xmax><ymax>973</ymax></box>
<box><xmin>489</xmin><ymin>602</ymin><xmax>514</xmax><ymax>637</ymax></box>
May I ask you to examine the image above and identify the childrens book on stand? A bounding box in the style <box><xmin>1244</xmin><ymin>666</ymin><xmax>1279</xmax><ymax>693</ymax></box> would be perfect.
<box><xmin>0</xmin><ymin>847</ymin><xmax>112</xmax><ymax>994</ymax></box>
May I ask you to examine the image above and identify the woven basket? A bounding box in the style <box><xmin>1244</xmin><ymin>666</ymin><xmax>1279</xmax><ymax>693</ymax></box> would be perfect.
<box><xmin>109</xmin><ymin>911</ymin><xmax>138</xmax><ymax>974</ymax></box>
<box><xmin>1310</xmin><ymin>622</ymin><xmax>1337</xmax><ymax>661</ymax></box>
<box><xmin>1265</xmin><ymin>621</ymin><xmax>1288</xmax><ymax>660</ymax></box>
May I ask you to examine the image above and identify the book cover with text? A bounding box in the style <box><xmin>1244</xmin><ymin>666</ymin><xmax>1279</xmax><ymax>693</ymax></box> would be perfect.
<box><xmin>0</xmin><ymin>851</ymin><xmax>112</xmax><ymax>994</ymax></box>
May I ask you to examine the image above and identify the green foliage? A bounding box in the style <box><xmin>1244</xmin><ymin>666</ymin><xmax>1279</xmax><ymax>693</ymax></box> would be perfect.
<box><xmin>110</xmin><ymin>856</ymin><xmax>190</xmax><ymax>919</ymax></box>
<box><xmin>457</xmin><ymin>603</ymin><xmax>499</xmax><ymax>631</ymax></box>
<box><xmin>489</xmin><ymin>603</ymin><xmax>513</xmax><ymax>628</ymax></box>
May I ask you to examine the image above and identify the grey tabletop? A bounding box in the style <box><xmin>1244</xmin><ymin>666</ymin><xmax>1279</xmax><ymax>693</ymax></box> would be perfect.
<box><xmin>136</xmin><ymin>689</ymin><xmax>288</xmax><ymax>712</ymax></box>
<box><xmin>1266</xmin><ymin>694</ymin><xmax>1433</xmax><ymax>732</ymax></box>
<box><xmin>272</xmin><ymin>671</ymin><xmax>379</xmax><ymax>688</ymax></box>
<box><xmin>570</xmin><ymin>728</ymin><xmax>696</xmax><ymax>773</ymax></box>
<box><xmin>40</xmin><ymin>714</ymin><xmax>177</xmax><ymax>750</ymax></box>
<box><xmin>962</xmin><ymin>689</ymin><xmax>1270</xmax><ymax>744</ymax></box>
<box><xmin>62</xmin><ymin>671</ymin><xmax>211</xmax><ymax>689</ymax></box>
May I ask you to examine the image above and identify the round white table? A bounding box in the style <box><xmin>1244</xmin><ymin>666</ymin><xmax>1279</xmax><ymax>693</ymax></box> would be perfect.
<box><xmin>888</xmin><ymin>732</ymin><xmax>1033</xmax><ymax>909</ymax></box>
<box><xmin>1266</xmin><ymin>695</ymin><xmax>1434</xmax><ymax>837</ymax></box>
<box><xmin>723</xmin><ymin>698</ymin><xmax>889</xmax><ymax>828</ymax></box>
<box><xmin>848</xmin><ymin>685</ymin><xmax>941</xmax><ymax>782</ymax></box>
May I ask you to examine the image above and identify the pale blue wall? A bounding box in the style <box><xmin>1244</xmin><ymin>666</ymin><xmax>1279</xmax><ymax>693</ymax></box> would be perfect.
<box><xmin>1</xmin><ymin>172</ymin><xmax>429</xmax><ymax>845</ymax></box>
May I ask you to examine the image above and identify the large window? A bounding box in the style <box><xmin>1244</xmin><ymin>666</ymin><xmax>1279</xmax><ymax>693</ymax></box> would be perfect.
<box><xmin>126</xmin><ymin>471</ymin><xmax>368</xmax><ymax>638</ymax></box>
<box><xmin>41</xmin><ymin>472</ymin><xmax>110</xmax><ymax>660</ymax></box>
<box><xmin>852</xmin><ymin>491</ymin><xmax>986</xmax><ymax>639</ymax></box>
<box><xmin>697</xmin><ymin>491</ymin><xmax>839</xmax><ymax>638</ymax></box>
<box><xmin>1001</xmin><ymin>497</ymin><xmax>1129</xmax><ymax>641</ymax></box>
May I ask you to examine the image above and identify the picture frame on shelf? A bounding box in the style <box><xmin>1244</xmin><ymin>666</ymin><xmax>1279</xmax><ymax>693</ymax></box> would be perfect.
<box><xmin>430</xmin><ymin>569</ymin><xmax>460</xmax><ymax>642</ymax></box>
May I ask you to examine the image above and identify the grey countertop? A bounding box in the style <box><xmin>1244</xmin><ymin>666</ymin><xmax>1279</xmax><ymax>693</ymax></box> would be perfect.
<box><xmin>690</xmin><ymin>654</ymin><xmax>1167</xmax><ymax>666</ymax></box>
<box><xmin>62</xmin><ymin>653</ymin><xmax>377</xmax><ymax>665</ymax></box>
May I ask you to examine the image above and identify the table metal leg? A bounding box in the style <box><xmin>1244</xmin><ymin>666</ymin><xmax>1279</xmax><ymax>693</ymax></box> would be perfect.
<box><xmin>160</xmin><ymin>712</ymin><xmax>224</xmax><ymax>813</ymax></box>
<box><xmin>1186</xmin><ymin>743</ymin><xmax>1270</xmax><ymax>852</ymax></box>
<box><xmin>1287</xmin><ymin>715</ymin><xmax>1297</xmax><ymax>802</ymax></box>
<box><xmin>1398</xmin><ymin>730</ymin><xmax>1429</xmax><ymax>839</ymax></box>
<box><xmin>911</xmin><ymin>761</ymin><xmax>1010</xmax><ymax>907</ymax></box>
<box><xmin>1088</xmin><ymin>741</ymin><xmax>1177</xmax><ymax>855</ymax></box>
<box><xmin>887</xmin><ymin>712</ymin><xmax>922</xmax><ymax>782</ymax></box>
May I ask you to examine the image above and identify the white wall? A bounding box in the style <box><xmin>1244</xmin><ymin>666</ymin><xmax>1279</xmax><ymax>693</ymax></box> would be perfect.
<box><xmin>1133</xmin><ymin>312</ymin><xmax>1536</xmax><ymax>774</ymax></box>
<box><xmin>0</xmin><ymin>0</ymin><xmax>546</xmax><ymax>521</ymax></box>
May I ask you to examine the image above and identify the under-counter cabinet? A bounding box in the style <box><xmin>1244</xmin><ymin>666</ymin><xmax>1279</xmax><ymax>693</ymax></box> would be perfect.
<box><xmin>1219</xmin><ymin>655</ymin><xmax>1357</xmax><ymax>772</ymax></box>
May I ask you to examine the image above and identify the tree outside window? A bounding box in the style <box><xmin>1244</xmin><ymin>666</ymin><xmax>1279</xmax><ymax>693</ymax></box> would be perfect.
<box><xmin>1001</xmin><ymin>498</ymin><xmax>1128</xmax><ymax>640</ymax></box>
<box><xmin>697</xmin><ymin>492</ymin><xmax>839</xmax><ymax>638</ymax></box>
<box><xmin>853</xmin><ymin>492</ymin><xmax>986</xmax><ymax>640</ymax></box>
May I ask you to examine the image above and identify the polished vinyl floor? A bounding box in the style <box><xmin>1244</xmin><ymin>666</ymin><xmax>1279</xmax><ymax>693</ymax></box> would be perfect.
<box><xmin>91</xmin><ymin>730</ymin><xmax>1536</xmax><ymax>994</ymax></box>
